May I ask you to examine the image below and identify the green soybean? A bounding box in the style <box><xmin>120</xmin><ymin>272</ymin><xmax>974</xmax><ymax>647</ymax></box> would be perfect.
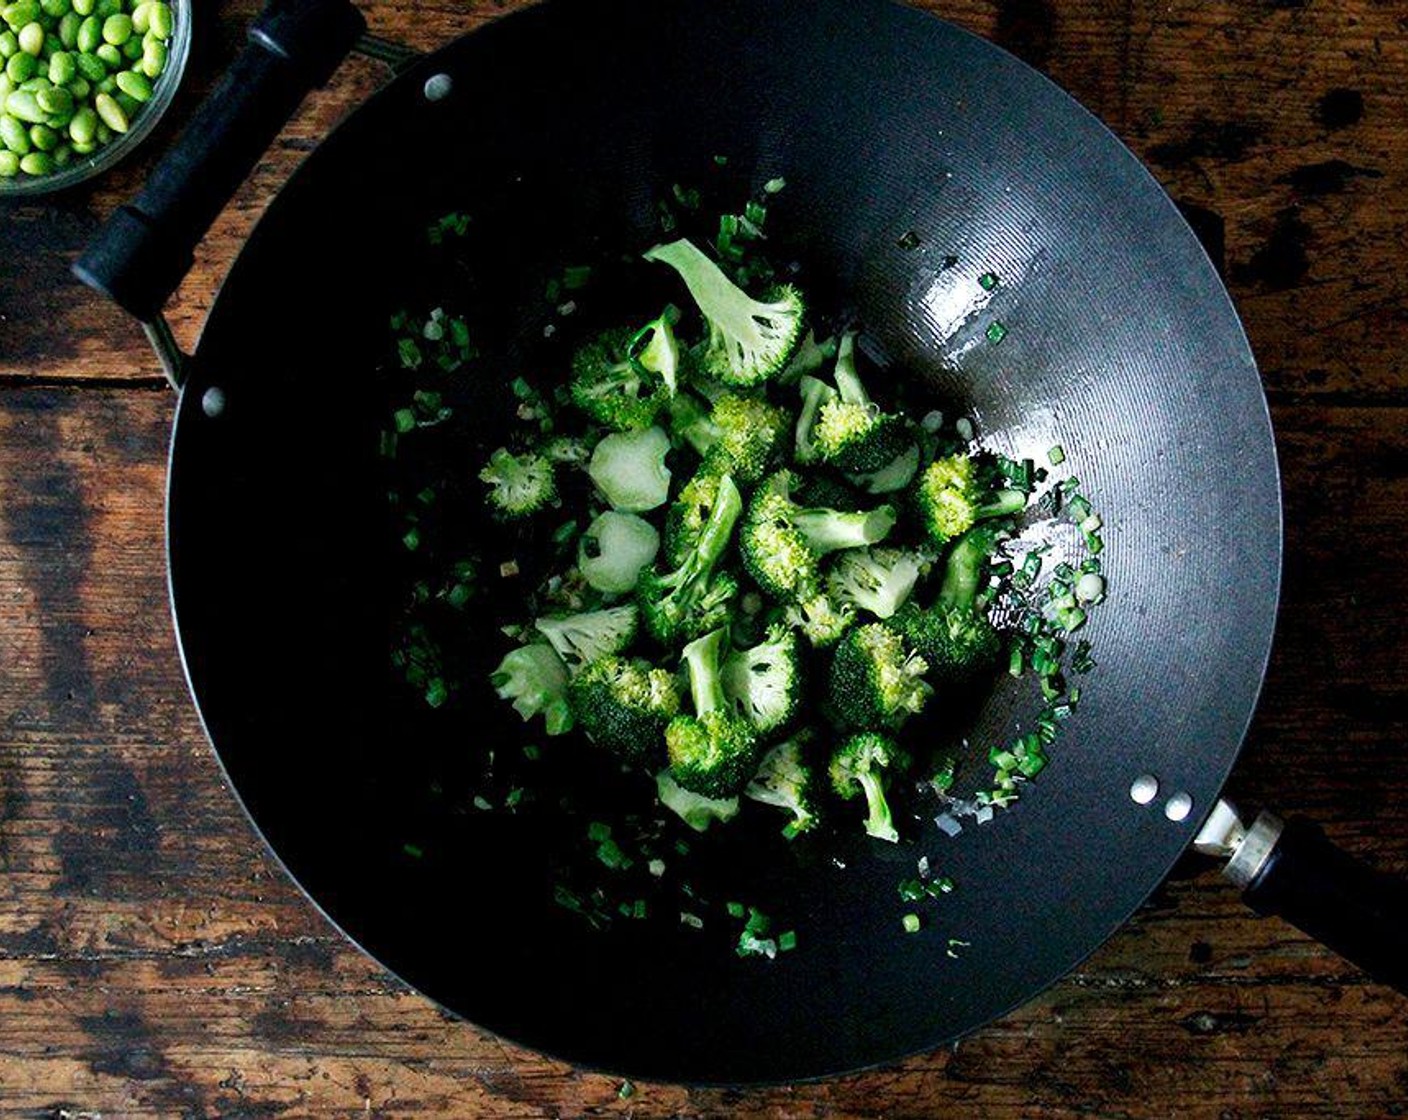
<box><xmin>55</xmin><ymin>7</ymin><xmax>75</xmax><ymax>45</ymax></box>
<box><xmin>2</xmin><ymin>1</ymin><xmax>40</xmax><ymax>30</ymax></box>
<box><xmin>38</xmin><ymin>0</ymin><xmax>67</xmax><ymax>16</ymax></box>
<box><xmin>146</xmin><ymin>0</ymin><xmax>168</xmax><ymax>38</ymax></box>
<box><xmin>92</xmin><ymin>0</ymin><xmax>118</xmax><ymax>16</ymax></box>
<box><xmin>113</xmin><ymin>66</ymin><xmax>145</xmax><ymax>100</ymax></box>
<box><xmin>0</xmin><ymin>147</ymin><xmax>17</xmax><ymax>174</ymax></box>
<box><xmin>129</xmin><ymin>0</ymin><xmax>147</xmax><ymax>32</ymax></box>
<box><xmin>99</xmin><ymin>11</ymin><xmax>127</xmax><ymax>43</ymax></box>
<box><xmin>49</xmin><ymin>138</ymin><xmax>67</xmax><ymax>163</ymax></box>
<box><xmin>40</xmin><ymin>29</ymin><xmax>59</xmax><ymax>55</ymax></box>
<box><xmin>15</xmin><ymin>72</ymin><xmax>43</xmax><ymax>88</ymax></box>
<box><xmin>27</xmin><ymin>120</ymin><xmax>54</xmax><ymax>148</ymax></box>
<box><xmin>69</xmin><ymin>0</ymin><xmax>90</xmax><ymax>12</ymax></box>
<box><xmin>92</xmin><ymin>116</ymin><xmax>107</xmax><ymax>141</ymax></box>
<box><xmin>0</xmin><ymin>73</ymin><xmax>11</xmax><ymax>99</ymax></box>
<box><xmin>46</xmin><ymin>46</ymin><xmax>70</xmax><ymax>81</ymax></box>
<box><xmin>4</xmin><ymin>47</ymin><xmax>35</xmax><ymax>79</ymax></box>
<box><xmin>92</xmin><ymin>87</ymin><xmax>121</xmax><ymax>130</ymax></box>
<box><xmin>64</xmin><ymin>73</ymin><xmax>85</xmax><ymax>97</ymax></box>
<box><xmin>120</xmin><ymin>30</ymin><xmax>139</xmax><ymax>58</ymax></box>
<box><xmin>0</xmin><ymin>28</ymin><xmax>15</xmax><ymax>55</ymax></box>
<box><xmin>68</xmin><ymin>135</ymin><xmax>89</xmax><ymax>152</ymax></box>
<box><xmin>65</xmin><ymin>98</ymin><xmax>89</xmax><ymax>139</ymax></box>
<box><xmin>17</xmin><ymin>147</ymin><xmax>48</xmax><ymax>173</ymax></box>
<box><xmin>34</xmin><ymin>80</ymin><xmax>65</xmax><ymax>110</ymax></box>
<box><xmin>0</xmin><ymin>112</ymin><xmax>29</xmax><ymax>152</ymax></box>
<box><xmin>92</xmin><ymin>40</ymin><xmax>117</xmax><ymax>66</ymax></box>
<box><xmin>111</xmin><ymin>85</ymin><xmax>133</xmax><ymax>114</ymax></box>
<box><xmin>72</xmin><ymin>47</ymin><xmax>100</xmax><ymax>78</ymax></box>
<box><xmin>16</xmin><ymin>18</ymin><xmax>41</xmax><ymax>53</ymax></box>
<box><xmin>93</xmin><ymin>70</ymin><xmax>110</xmax><ymax>91</ymax></box>
<box><xmin>73</xmin><ymin>11</ymin><xmax>95</xmax><ymax>49</ymax></box>
<box><xmin>138</xmin><ymin>34</ymin><xmax>161</xmax><ymax>75</ymax></box>
<box><xmin>4</xmin><ymin>86</ymin><xmax>43</xmax><ymax>120</ymax></box>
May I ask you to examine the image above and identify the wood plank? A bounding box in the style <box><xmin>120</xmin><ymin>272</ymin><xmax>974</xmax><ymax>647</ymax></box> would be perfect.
<box><xmin>0</xmin><ymin>386</ymin><xmax>1404</xmax><ymax>1115</ymax></box>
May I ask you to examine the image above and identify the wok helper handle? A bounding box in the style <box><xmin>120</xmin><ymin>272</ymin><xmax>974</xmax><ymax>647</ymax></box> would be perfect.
<box><xmin>1233</xmin><ymin>812</ymin><xmax>1408</xmax><ymax>993</ymax></box>
<box><xmin>74</xmin><ymin>0</ymin><xmax>365</xmax><ymax>323</ymax></box>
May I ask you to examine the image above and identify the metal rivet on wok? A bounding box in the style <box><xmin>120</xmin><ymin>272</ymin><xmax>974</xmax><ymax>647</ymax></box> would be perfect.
<box><xmin>423</xmin><ymin>73</ymin><xmax>453</xmax><ymax>102</ymax></box>
<box><xmin>1164</xmin><ymin>791</ymin><xmax>1194</xmax><ymax>822</ymax></box>
<box><xmin>1129</xmin><ymin>774</ymin><xmax>1159</xmax><ymax>805</ymax></box>
<box><xmin>201</xmin><ymin>386</ymin><xmax>226</xmax><ymax>418</ymax></box>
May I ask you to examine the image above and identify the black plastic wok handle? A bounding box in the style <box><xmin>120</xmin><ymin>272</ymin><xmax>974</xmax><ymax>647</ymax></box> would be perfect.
<box><xmin>1236</xmin><ymin>813</ymin><xmax>1408</xmax><ymax>993</ymax></box>
<box><xmin>73</xmin><ymin>0</ymin><xmax>366</xmax><ymax>323</ymax></box>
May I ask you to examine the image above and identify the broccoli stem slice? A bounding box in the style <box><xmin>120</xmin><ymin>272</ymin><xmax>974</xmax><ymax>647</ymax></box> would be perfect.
<box><xmin>669</xmin><ymin>393</ymin><xmax>718</xmax><ymax>456</ymax></box>
<box><xmin>793</xmin><ymin>506</ymin><xmax>896</xmax><ymax>554</ymax></box>
<box><xmin>856</xmin><ymin>769</ymin><xmax>898</xmax><ymax>842</ymax></box>
<box><xmin>976</xmin><ymin>488</ymin><xmax>1028</xmax><ymax>520</ymax></box>
<box><xmin>691</xmin><ymin>474</ymin><xmax>743</xmax><ymax>573</ymax></box>
<box><xmin>629</xmin><ymin>312</ymin><xmax>680</xmax><ymax>396</ymax></box>
<box><xmin>939</xmin><ymin>528</ymin><xmax>997</xmax><ymax>611</ymax></box>
<box><xmin>832</xmin><ymin>332</ymin><xmax>871</xmax><ymax>407</ymax></box>
<box><xmin>680</xmin><ymin>627</ymin><xmax>729</xmax><ymax>717</ymax></box>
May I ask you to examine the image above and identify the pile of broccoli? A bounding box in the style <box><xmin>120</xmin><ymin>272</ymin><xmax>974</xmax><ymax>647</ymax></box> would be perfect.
<box><xmin>481</xmin><ymin>232</ymin><xmax>1052</xmax><ymax>844</ymax></box>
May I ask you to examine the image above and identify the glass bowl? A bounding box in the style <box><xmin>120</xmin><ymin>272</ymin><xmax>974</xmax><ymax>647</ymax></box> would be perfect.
<box><xmin>0</xmin><ymin>0</ymin><xmax>191</xmax><ymax>197</ymax></box>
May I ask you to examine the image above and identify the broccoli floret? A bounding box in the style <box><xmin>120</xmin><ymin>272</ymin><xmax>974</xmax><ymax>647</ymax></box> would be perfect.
<box><xmin>740</xmin><ymin>469</ymin><xmax>896</xmax><ymax>600</ymax></box>
<box><xmin>588</xmin><ymin>426</ymin><xmax>672</xmax><ymax>513</ymax></box>
<box><xmin>794</xmin><ymin>375</ymin><xmax>837</xmax><ymax>465</ymax></box>
<box><xmin>893</xmin><ymin>526</ymin><xmax>1002</xmax><ymax>681</ymax></box>
<box><xmin>534</xmin><ymin>605</ymin><xmax>638</xmax><ymax>673</ymax></box>
<box><xmin>913</xmin><ymin>453</ymin><xmax>1027</xmax><ymax>545</ymax></box>
<box><xmin>643</xmin><ymin>238</ymin><xmax>805</xmax><ymax>387</ymax></box>
<box><xmin>569</xmin><ymin>326</ymin><xmax>671</xmax><ymax>432</ymax></box>
<box><xmin>745</xmin><ymin>733</ymin><xmax>821</xmax><ymax>837</ymax></box>
<box><xmin>639</xmin><ymin>474</ymin><xmax>744</xmax><ymax>643</ymax></box>
<box><xmin>829</xmin><ymin>622</ymin><xmax>932</xmax><ymax>730</ymax></box>
<box><xmin>721</xmin><ymin>624</ymin><xmax>804</xmax><ymax>736</ymax></box>
<box><xmin>579</xmin><ymin>512</ymin><xmax>660</xmax><ymax>594</ymax></box>
<box><xmin>827</xmin><ymin>547</ymin><xmax>923</xmax><ymax>620</ymax></box>
<box><xmin>656</xmin><ymin>769</ymin><xmax>741</xmax><ymax>832</ymax></box>
<box><xmin>629</xmin><ymin>309</ymin><xmax>682</xmax><ymax>396</ymax></box>
<box><xmin>570</xmin><ymin>655</ymin><xmax>680</xmax><ymax>765</ymax></box>
<box><xmin>663</xmin><ymin>468</ymin><xmax>723</xmax><ymax>568</ymax></box>
<box><xmin>665</xmin><ymin>627</ymin><xmax>761</xmax><ymax>798</ymax></box>
<box><xmin>786</xmin><ymin>590</ymin><xmax>857</xmax><ymax>648</ymax></box>
<box><xmin>667</xmin><ymin>391</ymin><xmax>787</xmax><ymax>483</ymax></box>
<box><xmin>479</xmin><ymin>447</ymin><xmax>557</xmax><ymax>519</ymax></box>
<box><xmin>778</xmin><ymin>329</ymin><xmax>838</xmax><ymax>386</ymax></box>
<box><xmin>490</xmin><ymin>643</ymin><xmax>574</xmax><ymax>736</ymax></box>
<box><xmin>848</xmin><ymin>443</ymin><xmax>921</xmax><ymax>495</ymax></box>
<box><xmin>829</xmin><ymin>731</ymin><xmax>909</xmax><ymax>843</ymax></box>
<box><xmin>811</xmin><ymin>333</ymin><xmax>914</xmax><ymax>472</ymax></box>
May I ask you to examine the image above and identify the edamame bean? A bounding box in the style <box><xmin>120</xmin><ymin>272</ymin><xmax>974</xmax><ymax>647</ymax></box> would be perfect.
<box><xmin>56</xmin><ymin>7</ymin><xmax>76</xmax><ymax>45</ymax></box>
<box><xmin>72</xmin><ymin>48</ymin><xmax>100</xmax><ymax>79</ymax></box>
<box><xmin>44</xmin><ymin>107</ymin><xmax>69</xmax><ymax>127</ymax></box>
<box><xmin>120</xmin><ymin>31</ymin><xmax>139</xmax><ymax>59</ymax></box>
<box><xmin>129</xmin><ymin>0</ymin><xmax>147</xmax><ymax>32</ymax></box>
<box><xmin>111</xmin><ymin>85</ymin><xmax>133</xmax><ymax>115</ymax></box>
<box><xmin>92</xmin><ymin>87</ymin><xmax>122</xmax><ymax>130</ymax></box>
<box><xmin>65</xmin><ymin>99</ymin><xmax>89</xmax><ymax>139</ymax></box>
<box><xmin>64</xmin><ymin>73</ymin><xmax>85</xmax><ymax>97</ymax></box>
<box><xmin>4</xmin><ymin>87</ymin><xmax>44</xmax><ymax>121</ymax></box>
<box><xmin>42</xmin><ymin>30</ymin><xmax>60</xmax><ymax>55</ymax></box>
<box><xmin>0</xmin><ymin>112</ymin><xmax>29</xmax><ymax>151</ymax></box>
<box><xmin>0</xmin><ymin>147</ymin><xmax>17</xmax><ymax>174</ymax></box>
<box><xmin>94</xmin><ymin>71</ymin><xmax>111</xmax><ymax>91</ymax></box>
<box><xmin>92</xmin><ymin>0</ymin><xmax>118</xmax><ymax>17</ymax></box>
<box><xmin>38</xmin><ymin>0</ymin><xmax>67</xmax><ymax>17</ymax></box>
<box><xmin>4</xmin><ymin>47</ymin><xmax>35</xmax><ymax>80</ymax></box>
<box><xmin>69</xmin><ymin>0</ymin><xmax>90</xmax><ymax>13</ymax></box>
<box><xmin>50</xmin><ymin>139</ymin><xmax>68</xmax><ymax>163</ymax></box>
<box><xmin>139</xmin><ymin>36</ymin><xmax>161</xmax><ymax>76</ymax></box>
<box><xmin>18</xmin><ymin>147</ymin><xmax>49</xmax><ymax>173</ymax></box>
<box><xmin>0</xmin><ymin>73</ymin><xmax>11</xmax><ymax>99</ymax></box>
<box><xmin>33</xmin><ymin>80</ymin><xmax>66</xmax><ymax>111</ymax></box>
<box><xmin>1</xmin><ymin>1</ymin><xmax>40</xmax><ymax>30</ymax></box>
<box><xmin>27</xmin><ymin>120</ymin><xmax>54</xmax><ymax>148</ymax></box>
<box><xmin>74</xmin><ymin>11</ymin><xmax>95</xmax><ymax>50</ymax></box>
<box><xmin>16</xmin><ymin>72</ymin><xmax>44</xmax><ymax>88</ymax></box>
<box><xmin>16</xmin><ymin>18</ymin><xmax>41</xmax><ymax>54</ymax></box>
<box><xmin>0</xmin><ymin>28</ymin><xmax>15</xmax><ymax>55</ymax></box>
<box><xmin>46</xmin><ymin>46</ymin><xmax>70</xmax><ymax>82</ymax></box>
<box><xmin>113</xmin><ymin>65</ymin><xmax>145</xmax><ymax>100</ymax></box>
<box><xmin>99</xmin><ymin>11</ymin><xmax>128</xmax><ymax>44</ymax></box>
<box><xmin>69</xmin><ymin>136</ymin><xmax>90</xmax><ymax>152</ymax></box>
<box><xmin>93</xmin><ymin>40</ymin><xmax>118</xmax><ymax>67</ymax></box>
<box><xmin>146</xmin><ymin>0</ymin><xmax>168</xmax><ymax>38</ymax></box>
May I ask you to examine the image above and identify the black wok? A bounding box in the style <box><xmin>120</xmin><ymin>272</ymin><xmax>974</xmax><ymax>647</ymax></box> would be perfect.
<box><xmin>76</xmin><ymin>0</ymin><xmax>1408</xmax><ymax>1084</ymax></box>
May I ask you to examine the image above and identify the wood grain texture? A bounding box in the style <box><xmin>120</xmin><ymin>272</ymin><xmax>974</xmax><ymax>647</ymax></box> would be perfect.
<box><xmin>2</xmin><ymin>0</ymin><xmax>1407</xmax><ymax>1115</ymax></box>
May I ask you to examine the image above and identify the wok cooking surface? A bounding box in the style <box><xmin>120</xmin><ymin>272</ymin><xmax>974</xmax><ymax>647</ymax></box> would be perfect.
<box><xmin>165</xmin><ymin>0</ymin><xmax>1280</xmax><ymax>1081</ymax></box>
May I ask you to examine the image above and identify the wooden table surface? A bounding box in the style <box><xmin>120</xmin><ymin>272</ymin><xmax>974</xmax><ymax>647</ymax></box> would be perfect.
<box><xmin>3</xmin><ymin>0</ymin><xmax>1407</xmax><ymax>1115</ymax></box>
